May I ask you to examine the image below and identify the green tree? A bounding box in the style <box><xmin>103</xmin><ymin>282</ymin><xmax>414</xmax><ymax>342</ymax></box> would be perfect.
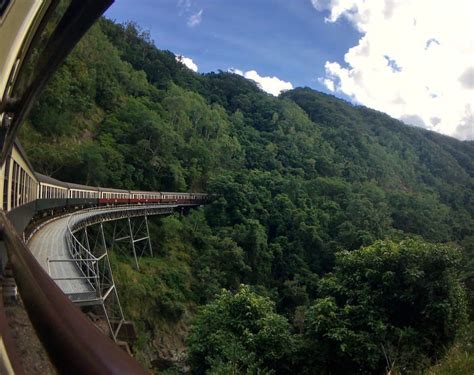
<box><xmin>304</xmin><ymin>239</ymin><xmax>467</xmax><ymax>374</ymax></box>
<box><xmin>187</xmin><ymin>285</ymin><xmax>296</xmax><ymax>374</ymax></box>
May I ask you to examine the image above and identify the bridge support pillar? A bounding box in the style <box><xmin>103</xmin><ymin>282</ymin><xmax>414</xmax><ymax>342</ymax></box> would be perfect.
<box><xmin>111</xmin><ymin>214</ymin><xmax>153</xmax><ymax>270</ymax></box>
<box><xmin>53</xmin><ymin>222</ymin><xmax>126</xmax><ymax>342</ymax></box>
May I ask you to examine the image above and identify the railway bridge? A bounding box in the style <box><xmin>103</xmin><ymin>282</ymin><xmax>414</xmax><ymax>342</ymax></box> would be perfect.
<box><xmin>0</xmin><ymin>0</ymin><xmax>206</xmax><ymax>373</ymax></box>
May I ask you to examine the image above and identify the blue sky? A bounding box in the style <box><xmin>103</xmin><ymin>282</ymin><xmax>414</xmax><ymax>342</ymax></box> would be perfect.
<box><xmin>105</xmin><ymin>0</ymin><xmax>360</xmax><ymax>95</ymax></box>
<box><xmin>105</xmin><ymin>0</ymin><xmax>473</xmax><ymax>140</ymax></box>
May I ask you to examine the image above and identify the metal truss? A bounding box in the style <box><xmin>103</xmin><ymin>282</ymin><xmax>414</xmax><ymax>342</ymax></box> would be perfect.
<box><xmin>63</xmin><ymin>204</ymin><xmax>175</xmax><ymax>340</ymax></box>
<box><xmin>111</xmin><ymin>215</ymin><xmax>153</xmax><ymax>270</ymax></box>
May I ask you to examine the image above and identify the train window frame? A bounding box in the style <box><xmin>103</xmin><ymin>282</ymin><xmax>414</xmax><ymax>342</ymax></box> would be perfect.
<box><xmin>0</xmin><ymin>0</ymin><xmax>13</xmax><ymax>23</ymax></box>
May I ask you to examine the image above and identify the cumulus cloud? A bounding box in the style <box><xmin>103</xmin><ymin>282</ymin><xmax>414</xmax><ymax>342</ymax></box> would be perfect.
<box><xmin>187</xmin><ymin>9</ymin><xmax>203</xmax><ymax>27</ymax></box>
<box><xmin>312</xmin><ymin>0</ymin><xmax>474</xmax><ymax>140</ymax></box>
<box><xmin>459</xmin><ymin>67</ymin><xmax>474</xmax><ymax>90</ymax></box>
<box><xmin>176</xmin><ymin>55</ymin><xmax>198</xmax><ymax>72</ymax></box>
<box><xmin>229</xmin><ymin>69</ymin><xmax>293</xmax><ymax>96</ymax></box>
<box><xmin>455</xmin><ymin>105</ymin><xmax>474</xmax><ymax>140</ymax></box>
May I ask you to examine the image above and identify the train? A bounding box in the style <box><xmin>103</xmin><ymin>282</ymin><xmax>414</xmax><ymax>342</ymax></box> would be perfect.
<box><xmin>1</xmin><ymin>140</ymin><xmax>209</xmax><ymax>219</ymax></box>
<box><xmin>0</xmin><ymin>0</ymin><xmax>209</xmax><ymax>235</ymax></box>
<box><xmin>36</xmin><ymin>172</ymin><xmax>208</xmax><ymax>206</ymax></box>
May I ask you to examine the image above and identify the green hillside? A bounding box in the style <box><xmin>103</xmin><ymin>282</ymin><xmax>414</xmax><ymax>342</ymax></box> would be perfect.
<box><xmin>20</xmin><ymin>19</ymin><xmax>473</xmax><ymax>374</ymax></box>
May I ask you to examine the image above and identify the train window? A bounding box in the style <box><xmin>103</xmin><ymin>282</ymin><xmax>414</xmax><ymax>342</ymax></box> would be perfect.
<box><xmin>2</xmin><ymin>156</ymin><xmax>10</xmax><ymax>210</ymax></box>
<box><xmin>18</xmin><ymin>169</ymin><xmax>23</xmax><ymax>205</ymax></box>
<box><xmin>29</xmin><ymin>175</ymin><xmax>33</xmax><ymax>201</ymax></box>
<box><xmin>20</xmin><ymin>169</ymin><xmax>26</xmax><ymax>205</ymax></box>
<box><xmin>10</xmin><ymin>162</ymin><xmax>17</xmax><ymax>208</ymax></box>
<box><xmin>28</xmin><ymin>176</ymin><xmax>31</xmax><ymax>202</ymax></box>
<box><xmin>25</xmin><ymin>175</ymin><xmax>29</xmax><ymax>202</ymax></box>
<box><xmin>0</xmin><ymin>0</ymin><xmax>12</xmax><ymax>18</ymax></box>
<box><xmin>18</xmin><ymin>167</ymin><xmax>23</xmax><ymax>205</ymax></box>
<box><xmin>10</xmin><ymin>0</ymin><xmax>74</xmax><ymax>98</ymax></box>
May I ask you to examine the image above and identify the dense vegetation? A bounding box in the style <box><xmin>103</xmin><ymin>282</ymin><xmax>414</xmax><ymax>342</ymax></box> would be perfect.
<box><xmin>21</xmin><ymin>19</ymin><xmax>474</xmax><ymax>373</ymax></box>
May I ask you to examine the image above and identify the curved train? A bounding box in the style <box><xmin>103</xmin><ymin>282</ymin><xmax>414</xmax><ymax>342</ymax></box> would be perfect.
<box><xmin>0</xmin><ymin>0</ymin><xmax>208</xmax><ymax>216</ymax></box>
<box><xmin>37</xmin><ymin>172</ymin><xmax>208</xmax><ymax>205</ymax></box>
<box><xmin>1</xmin><ymin>140</ymin><xmax>209</xmax><ymax>215</ymax></box>
<box><xmin>0</xmin><ymin>0</ymin><xmax>199</xmax><ymax>372</ymax></box>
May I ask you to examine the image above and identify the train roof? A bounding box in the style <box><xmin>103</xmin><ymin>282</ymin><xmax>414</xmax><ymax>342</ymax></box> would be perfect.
<box><xmin>35</xmin><ymin>173</ymin><xmax>69</xmax><ymax>188</ymax></box>
<box><xmin>14</xmin><ymin>140</ymin><xmax>37</xmax><ymax>176</ymax></box>
<box><xmin>66</xmin><ymin>182</ymin><xmax>99</xmax><ymax>191</ymax></box>
<box><xmin>36</xmin><ymin>173</ymin><xmax>100</xmax><ymax>191</ymax></box>
<box><xmin>98</xmin><ymin>187</ymin><xmax>129</xmax><ymax>193</ymax></box>
<box><xmin>130</xmin><ymin>190</ymin><xmax>162</xmax><ymax>194</ymax></box>
<box><xmin>160</xmin><ymin>191</ymin><xmax>191</xmax><ymax>195</ymax></box>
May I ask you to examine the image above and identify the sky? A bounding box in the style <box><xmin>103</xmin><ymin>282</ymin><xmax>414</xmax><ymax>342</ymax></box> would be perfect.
<box><xmin>105</xmin><ymin>0</ymin><xmax>474</xmax><ymax>140</ymax></box>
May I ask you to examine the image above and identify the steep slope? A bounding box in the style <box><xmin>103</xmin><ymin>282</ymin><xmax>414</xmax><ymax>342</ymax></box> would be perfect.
<box><xmin>17</xmin><ymin>19</ymin><xmax>473</xmax><ymax>372</ymax></box>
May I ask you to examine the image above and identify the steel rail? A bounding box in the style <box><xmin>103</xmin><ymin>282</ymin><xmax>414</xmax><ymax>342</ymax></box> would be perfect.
<box><xmin>0</xmin><ymin>210</ymin><xmax>148</xmax><ymax>374</ymax></box>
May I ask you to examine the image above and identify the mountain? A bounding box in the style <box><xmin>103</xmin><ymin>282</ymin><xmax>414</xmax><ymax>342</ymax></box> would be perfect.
<box><xmin>19</xmin><ymin>18</ymin><xmax>473</xmax><ymax>373</ymax></box>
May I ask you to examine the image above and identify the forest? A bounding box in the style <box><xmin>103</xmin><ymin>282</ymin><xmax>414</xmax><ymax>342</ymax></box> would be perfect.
<box><xmin>20</xmin><ymin>19</ymin><xmax>474</xmax><ymax>374</ymax></box>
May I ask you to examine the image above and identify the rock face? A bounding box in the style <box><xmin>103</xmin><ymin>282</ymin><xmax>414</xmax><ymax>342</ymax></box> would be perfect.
<box><xmin>151</xmin><ymin>319</ymin><xmax>190</xmax><ymax>372</ymax></box>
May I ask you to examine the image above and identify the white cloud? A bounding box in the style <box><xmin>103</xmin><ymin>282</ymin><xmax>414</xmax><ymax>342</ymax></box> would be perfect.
<box><xmin>312</xmin><ymin>0</ymin><xmax>474</xmax><ymax>140</ymax></box>
<box><xmin>176</xmin><ymin>55</ymin><xmax>198</xmax><ymax>72</ymax></box>
<box><xmin>178</xmin><ymin>0</ymin><xmax>192</xmax><ymax>14</ymax></box>
<box><xmin>187</xmin><ymin>9</ymin><xmax>203</xmax><ymax>27</ymax></box>
<box><xmin>229</xmin><ymin>69</ymin><xmax>293</xmax><ymax>96</ymax></box>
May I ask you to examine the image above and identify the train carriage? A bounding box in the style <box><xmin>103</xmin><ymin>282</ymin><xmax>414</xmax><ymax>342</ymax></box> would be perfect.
<box><xmin>66</xmin><ymin>182</ymin><xmax>100</xmax><ymax>199</ymax></box>
<box><xmin>99</xmin><ymin>187</ymin><xmax>130</xmax><ymax>205</ymax></box>
<box><xmin>161</xmin><ymin>192</ymin><xmax>191</xmax><ymax>204</ymax></box>
<box><xmin>36</xmin><ymin>173</ymin><xmax>68</xmax><ymax>199</ymax></box>
<box><xmin>0</xmin><ymin>141</ymin><xmax>39</xmax><ymax>212</ymax></box>
<box><xmin>130</xmin><ymin>190</ymin><xmax>161</xmax><ymax>204</ymax></box>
